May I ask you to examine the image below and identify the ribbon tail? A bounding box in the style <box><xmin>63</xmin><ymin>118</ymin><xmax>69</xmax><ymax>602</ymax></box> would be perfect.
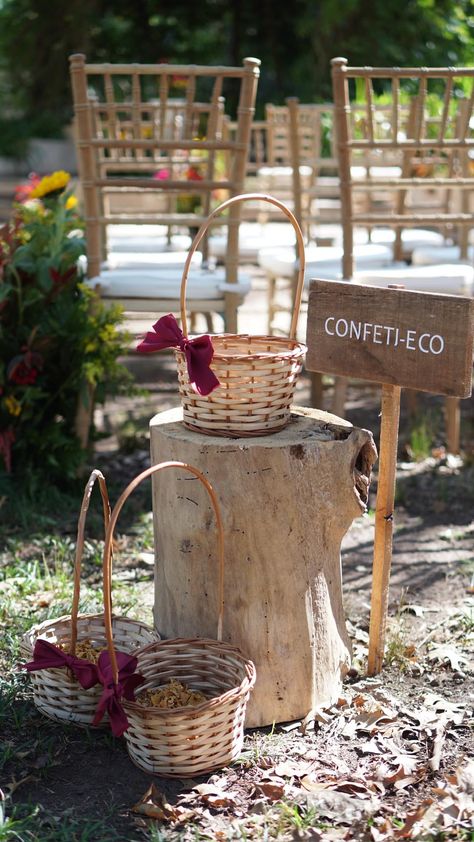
<box><xmin>106</xmin><ymin>694</ymin><xmax>130</xmax><ymax>737</ymax></box>
<box><xmin>92</xmin><ymin>688</ymin><xmax>110</xmax><ymax>728</ymax></box>
<box><xmin>122</xmin><ymin>672</ymin><xmax>145</xmax><ymax>701</ymax></box>
<box><xmin>185</xmin><ymin>339</ymin><xmax>220</xmax><ymax>396</ymax></box>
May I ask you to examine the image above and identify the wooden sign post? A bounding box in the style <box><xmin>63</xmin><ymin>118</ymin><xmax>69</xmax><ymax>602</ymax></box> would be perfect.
<box><xmin>305</xmin><ymin>280</ymin><xmax>474</xmax><ymax>675</ymax></box>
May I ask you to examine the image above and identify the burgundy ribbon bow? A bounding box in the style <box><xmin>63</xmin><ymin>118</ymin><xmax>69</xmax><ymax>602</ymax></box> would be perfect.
<box><xmin>136</xmin><ymin>314</ymin><xmax>220</xmax><ymax>396</ymax></box>
<box><xmin>92</xmin><ymin>651</ymin><xmax>145</xmax><ymax>738</ymax></box>
<box><xmin>24</xmin><ymin>639</ymin><xmax>99</xmax><ymax>690</ymax></box>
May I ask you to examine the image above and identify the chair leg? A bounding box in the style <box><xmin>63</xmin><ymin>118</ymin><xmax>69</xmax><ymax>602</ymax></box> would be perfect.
<box><xmin>224</xmin><ymin>292</ymin><xmax>239</xmax><ymax>334</ymax></box>
<box><xmin>267</xmin><ymin>274</ymin><xmax>277</xmax><ymax>335</ymax></box>
<box><xmin>309</xmin><ymin>372</ymin><xmax>324</xmax><ymax>408</ymax></box>
<box><xmin>75</xmin><ymin>382</ymin><xmax>95</xmax><ymax>450</ymax></box>
<box><xmin>331</xmin><ymin>377</ymin><xmax>348</xmax><ymax>419</ymax></box>
<box><xmin>445</xmin><ymin>396</ymin><xmax>461</xmax><ymax>455</ymax></box>
<box><xmin>205</xmin><ymin>312</ymin><xmax>214</xmax><ymax>333</ymax></box>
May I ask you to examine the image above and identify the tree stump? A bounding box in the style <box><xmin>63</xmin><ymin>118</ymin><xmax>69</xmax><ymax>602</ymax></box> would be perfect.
<box><xmin>150</xmin><ymin>406</ymin><xmax>377</xmax><ymax>727</ymax></box>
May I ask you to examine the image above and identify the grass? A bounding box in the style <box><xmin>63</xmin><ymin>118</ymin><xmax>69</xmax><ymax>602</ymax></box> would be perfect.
<box><xmin>0</xmin><ymin>802</ymin><xmax>136</xmax><ymax>842</ymax></box>
<box><xmin>1</xmin><ymin>442</ymin><xmax>473</xmax><ymax>842</ymax></box>
<box><xmin>0</xmin><ymin>473</ymin><xmax>157</xmax><ymax>842</ymax></box>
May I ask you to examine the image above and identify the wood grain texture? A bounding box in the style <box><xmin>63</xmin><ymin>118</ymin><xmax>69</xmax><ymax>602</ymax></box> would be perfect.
<box><xmin>367</xmin><ymin>384</ymin><xmax>401</xmax><ymax>676</ymax></box>
<box><xmin>306</xmin><ymin>279</ymin><xmax>474</xmax><ymax>397</ymax></box>
<box><xmin>150</xmin><ymin>405</ymin><xmax>377</xmax><ymax>727</ymax></box>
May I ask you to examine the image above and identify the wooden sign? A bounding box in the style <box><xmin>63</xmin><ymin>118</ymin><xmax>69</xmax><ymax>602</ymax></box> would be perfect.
<box><xmin>305</xmin><ymin>278</ymin><xmax>474</xmax><ymax>678</ymax></box>
<box><xmin>306</xmin><ymin>280</ymin><xmax>474</xmax><ymax>398</ymax></box>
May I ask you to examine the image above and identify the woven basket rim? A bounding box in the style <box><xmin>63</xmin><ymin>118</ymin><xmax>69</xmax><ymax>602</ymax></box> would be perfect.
<box><xmin>136</xmin><ymin>636</ymin><xmax>247</xmax><ymax>656</ymax></box>
<box><xmin>125</xmin><ymin>673</ymin><xmax>255</xmax><ymax>717</ymax></box>
<box><xmin>125</xmin><ymin>667</ymin><xmax>256</xmax><ymax>717</ymax></box>
<box><xmin>125</xmin><ymin>636</ymin><xmax>256</xmax><ymax>716</ymax></box>
<box><xmin>21</xmin><ymin>612</ymin><xmax>151</xmax><ymax>648</ymax></box>
<box><xmin>176</xmin><ymin>334</ymin><xmax>307</xmax><ymax>362</ymax></box>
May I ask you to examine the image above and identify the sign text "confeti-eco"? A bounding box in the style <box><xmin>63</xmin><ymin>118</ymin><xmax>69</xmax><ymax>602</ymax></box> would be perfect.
<box><xmin>324</xmin><ymin>317</ymin><xmax>445</xmax><ymax>355</ymax></box>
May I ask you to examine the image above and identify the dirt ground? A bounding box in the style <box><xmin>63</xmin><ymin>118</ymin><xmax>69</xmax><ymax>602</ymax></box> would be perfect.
<box><xmin>5</xmin><ymin>360</ymin><xmax>474</xmax><ymax>840</ymax></box>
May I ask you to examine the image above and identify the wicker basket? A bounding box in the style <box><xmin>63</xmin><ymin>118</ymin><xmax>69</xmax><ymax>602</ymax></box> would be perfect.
<box><xmin>177</xmin><ymin>192</ymin><xmax>306</xmax><ymax>437</ymax></box>
<box><xmin>20</xmin><ymin>469</ymin><xmax>157</xmax><ymax>727</ymax></box>
<box><xmin>100</xmin><ymin>461</ymin><xmax>256</xmax><ymax>777</ymax></box>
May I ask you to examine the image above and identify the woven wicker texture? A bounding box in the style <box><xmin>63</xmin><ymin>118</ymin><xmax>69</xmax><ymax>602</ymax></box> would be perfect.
<box><xmin>20</xmin><ymin>613</ymin><xmax>156</xmax><ymax>726</ymax></box>
<box><xmin>178</xmin><ymin>193</ymin><xmax>306</xmax><ymax>437</ymax></box>
<box><xmin>124</xmin><ymin>638</ymin><xmax>256</xmax><ymax>776</ymax></box>
<box><xmin>20</xmin><ymin>469</ymin><xmax>157</xmax><ymax>726</ymax></box>
<box><xmin>101</xmin><ymin>461</ymin><xmax>256</xmax><ymax>777</ymax></box>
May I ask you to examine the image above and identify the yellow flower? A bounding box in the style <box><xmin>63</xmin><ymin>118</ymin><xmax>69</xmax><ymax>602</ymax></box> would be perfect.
<box><xmin>65</xmin><ymin>195</ymin><xmax>78</xmax><ymax>210</ymax></box>
<box><xmin>29</xmin><ymin>170</ymin><xmax>71</xmax><ymax>199</ymax></box>
<box><xmin>4</xmin><ymin>395</ymin><xmax>22</xmax><ymax>416</ymax></box>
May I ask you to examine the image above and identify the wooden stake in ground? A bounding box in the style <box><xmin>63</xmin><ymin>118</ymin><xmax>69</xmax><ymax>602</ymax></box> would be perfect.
<box><xmin>367</xmin><ymin>384</ymin><xmax>401</xmax><ymax>675</ymax></box>
<box><xmin>306</xmin><ymin>279</ymin><xmax>474</xmax><ymax>675</ymax></box>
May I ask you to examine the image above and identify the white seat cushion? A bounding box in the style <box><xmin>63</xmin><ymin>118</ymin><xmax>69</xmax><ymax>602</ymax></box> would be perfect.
<box><xmin>355</xmin><ymin>227</ymin><xmax>445</xmax><ymax>252</ymax></box>
<box><xmin>84</xmin><ymin>268</ymin><xmax>251</xmax><ymax>301</ymax></box>
<box><xmin>106</xmin><ymin>225</ymin><xmax>192</xmax><ymax>253</ymax></box>
<box><xmin>258</xmin><ymin>243</ymin><xmax>393</xmax><ymax>284</ymax></box>
<box><xmin>104</xmin><ymin>251</ymin><xmax>202</xmax><ymax>270</ymax></box>
<box><xmin>411</xmin><ymin>244</ymin><xmax>474</xmax><ymax>266</ymax></box>
<box><xmin>351</xmin><ymin>165</ymin><xmax>402</xmax><ymax>178</ymax></box>
<box><xmin>209</xmin><ymin>222</ymin><xmax>297</xmax><ymax>262</ymax></box>
<box><xmin>256</xmin><ymin>165</ymin><xmax>313</xmax><ymax>178</ymax></box>
<box><xmin>354</xmin><ymin>263</ymin><xmax>473</xmax><ymax>296</ymax></box>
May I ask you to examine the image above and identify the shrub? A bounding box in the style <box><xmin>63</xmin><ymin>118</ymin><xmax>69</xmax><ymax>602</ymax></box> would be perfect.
<box><xmin>0</xmin><ymin>171</ymin><xmax>132</xmax><ymax>488</ymax></box>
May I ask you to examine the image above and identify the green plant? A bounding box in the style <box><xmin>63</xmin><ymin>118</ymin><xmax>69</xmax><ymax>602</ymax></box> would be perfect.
<box><xmin>409</xmin><ymin>422</ymin><xmax>431</xmax><ymax>460</ymax></box>
<box><xmin>0</xmin><ymin>171</ymin><xmax>133</xmax><ymax>489</ymax></box>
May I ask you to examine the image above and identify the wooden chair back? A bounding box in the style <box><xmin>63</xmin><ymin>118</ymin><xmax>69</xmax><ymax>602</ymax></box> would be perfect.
<box><xmin>69</xmin><ymin>54</ymin><xmax>260</xmax><ymax>327</ymax></box>
<box><xmin>331</xmin><ymin>58</ymin><xmax>474</xmax><ymax>277</ymax></box>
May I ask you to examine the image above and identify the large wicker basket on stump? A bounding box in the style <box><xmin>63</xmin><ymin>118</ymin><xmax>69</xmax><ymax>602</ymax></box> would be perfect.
<box><xmin>20</xmin><ymin>469</ymin><xmax>157</xmax><ymax>726</ymax></box>
<box><xmin>100</xmin><ymin>461</ymin><xmax>256</xmax><ymax>777</ymax></box>
<box><xmin>177</xmin><ymin>193</ymin><xmax>306</xmax><ymax>437</ymax></box>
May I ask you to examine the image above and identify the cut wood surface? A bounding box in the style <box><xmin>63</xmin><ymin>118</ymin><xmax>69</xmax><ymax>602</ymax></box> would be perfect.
<box><xmin>306</xmin><ymin>280</ymin><xmax>474</xmax><ymax>397</ymax></box>
<box><xmin>150</xmin><ymin>405</ymin><xmax>377</xmax><ymax>727</ymax></box>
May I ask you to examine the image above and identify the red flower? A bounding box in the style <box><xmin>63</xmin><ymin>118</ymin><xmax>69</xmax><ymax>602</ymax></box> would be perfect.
<box><xmin>14</xmin><ymin>173</ymin><xmax>41</xmax><ymax>204</ymax></box>
<box><xmin>7</xmin><ymin>351</ymin><xmax>43</xmax><ymax>385</ymax></box>
<box><xmin>0</xmin><ymin>428</ymin><xmax>15</xmax><ymax>473</ymax></box>
<box><xmin>49</xmin><ymin>266</ymin><xmax>77</xmax><ymax>286</ymax></box>
<box><xmin>186</xmin><ymin>166</ymin><xmax>203</xmax><ymax>181</ymax></box>
<box><xmin>10</xmin><ymin>362</ymin><xmax>38</xmax><ymax>385</ymax></box>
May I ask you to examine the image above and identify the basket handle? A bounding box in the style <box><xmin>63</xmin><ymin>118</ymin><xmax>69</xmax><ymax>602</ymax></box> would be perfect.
<box><xmin>180</xmin><ymin>192</ymin><xmax>306</xmax><ymax>341</ymax></box>
<box><xmin>102</xmin><ymin>461</ymin><xmax>225</xmax><ymax>685</ymax></box>
<box><xmin>70</xmin><ymin>469</ymin><xmax>111</xmax><ymax>656</ymax></box>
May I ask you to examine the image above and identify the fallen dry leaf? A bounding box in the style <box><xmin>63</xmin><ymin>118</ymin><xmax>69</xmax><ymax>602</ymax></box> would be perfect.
<box><xmin>254</xmin><ymin>776</ymin><xmax>286</xmax><ymax>801</ymax></box>
<box><xmin>359</xmin><ymin>737</ymin><xmax>385</xmax><ymax>755</ymax></box>
<box><xmin>427</xmin><ymin>643</ymin><xmax>468</xmax><ymax>671</ymax></box>
<box><xmin>191</xmin><ymin>783</ymin><xmax>239</xmax><ymax>809</ymax></box>
<box><xmin>4</xmin><ymin>774</ymin><xmax>37</xmax><ymax>795</ymax></box>
<box><xmin>429</xmin><ymin>721</ymin><xmax>447</xmax><ymax>772</ymax></box>
<box><xmin>301</xmin><ymin>787</ymin><xmax>380</xmax><ymax>822</ymax></box>
<box><xmin>131</xmin><ymin>783</ymin><xmax>194</xmax><ymax>824</ymax></box>
<box><xmin>273</xmin><ymin>759</ymin><xmax>313</xmax><ymax>778</ymax></box>
<box><xmin>301</xmin><ymin>774</ymin><xmax>377</xmax><ymax>800</ymax></box>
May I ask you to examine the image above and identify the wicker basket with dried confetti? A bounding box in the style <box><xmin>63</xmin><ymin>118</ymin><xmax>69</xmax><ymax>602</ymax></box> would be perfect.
<box><xmin>20</xmin><ymin>469</ymin><xmax>157</xmax><ymax>728</ymax></box>
<box><xmin>100</xmin><ymin>461</ymin><xmax>256</xmax><ymax>777</ymax></box>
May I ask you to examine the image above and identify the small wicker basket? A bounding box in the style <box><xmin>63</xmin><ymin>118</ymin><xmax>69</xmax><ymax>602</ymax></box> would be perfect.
<box><xmin>20</xmin><ymin>469</ymin><xmax>157</xmax><ymax>727</ymax></box>
<box><xmin>177</xmin><ymin>192</ymin><xmax>306</xmax><ymax>437</ymax></box>
<box><xmin>100</xmin><ymin>461</ymin><xmax>256</xmax><ymax>778</ymax></box>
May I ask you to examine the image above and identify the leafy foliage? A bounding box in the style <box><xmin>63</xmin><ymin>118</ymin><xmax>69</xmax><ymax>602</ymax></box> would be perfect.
<box><xmin>0</xmin><ymin>0</ymin><xmax>473</xmax><ymax>152</ymax></box>
<box><xmin>0</xmin><ymin>173</ymin><xmax>132</xmax><ymax>488</ymax></box>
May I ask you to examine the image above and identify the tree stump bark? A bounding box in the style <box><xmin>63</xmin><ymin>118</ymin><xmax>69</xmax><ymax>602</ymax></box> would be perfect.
<box><xmin>150</xmin><ymin>406</ymin><xmax>377</xmax><ymax>727</ymax></box>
